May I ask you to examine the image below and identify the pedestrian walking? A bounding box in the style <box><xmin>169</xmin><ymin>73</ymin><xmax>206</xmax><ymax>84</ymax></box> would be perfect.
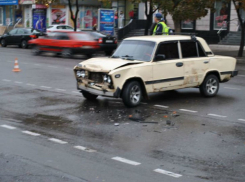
<box><xmin>114</xmin><ymin>11</ymin><xmax>118</xmax><ymax>28</ymax></box>
<box><xmin>119</xmin><ymin>11</ymin><xmax>124</xmax><ymax>29</ymax></box>
<box><xmin>129</xmin><ymin>10</ymin><xmax>134</xmax><ymax>20</ymax></box>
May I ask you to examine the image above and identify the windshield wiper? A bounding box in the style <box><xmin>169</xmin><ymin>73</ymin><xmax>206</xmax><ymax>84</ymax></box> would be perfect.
<box><xmin>121</xmin><ymin>55</ymin><xmax>135</xmax><ymax>60</ymax></box>
<box><xmin>111</xmin><ymin>55</ymin><xmax>120</xmax><ymax>58</ymax></box>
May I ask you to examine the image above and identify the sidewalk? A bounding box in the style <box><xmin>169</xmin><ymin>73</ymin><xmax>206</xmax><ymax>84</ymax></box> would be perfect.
<box><xmin>209</xmin><ymin>44</ymin><xmax>245</xmax><ymax>64</ymax></box>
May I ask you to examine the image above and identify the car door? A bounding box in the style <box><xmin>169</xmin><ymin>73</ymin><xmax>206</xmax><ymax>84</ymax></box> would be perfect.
<box><xmin>152</xmin><ymin>41</ymin><xmax>185</xmax><ymax>91</ymax></box>
<box><xmin>180</xmin><ymin>40</ymin><xmax>210</xmax><ymax>86</ymax></box>
<box><xmin>15</xmin><ymin>28</ymin><xmax>24</xmax><ymax>44</ymax></box>
<box><xmin>5</xmin><ymin>29</ymin><xmax>18</xmax><ymax>45</ymax></box>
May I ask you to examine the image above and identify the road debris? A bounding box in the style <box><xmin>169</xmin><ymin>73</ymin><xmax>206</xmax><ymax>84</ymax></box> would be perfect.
<box><xmin>114</xmin><ymin>123</ymin><xmax>120</xmax><ymax>126</ymax></box>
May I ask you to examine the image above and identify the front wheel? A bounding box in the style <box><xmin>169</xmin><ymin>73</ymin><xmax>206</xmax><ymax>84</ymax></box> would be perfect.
<box><xmin>81</xmin><ymin>90</ymin><xmax>98</xmax><ymax>100</ymax></box>
<box><xmin>1</xmin><ymin>39</ymin><xmax>7</xmax><ymax>47</ymax></box>
<box><xmin>199</xmin><ymin>74</ymin><xmax>219</xmax><ymax>97</ymax></box>
<box><xmin>21</xmin><ymin>40</ymin><xmax>28</xmax><ymax>49</ymax></box>
<box><xmin>122</xmin><ymin>81</ymin><xmax>142</xmax><ymax>108</ymax></box>
<box><xmin>62</xmin><ymin>48</ymin><xmax>72</xmax><ymax>58</ymax></box>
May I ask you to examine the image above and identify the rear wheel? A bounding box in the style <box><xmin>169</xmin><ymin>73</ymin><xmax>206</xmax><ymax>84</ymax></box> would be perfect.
<box><xmin>21</xmin><ymin>40</ymin><xmax>28</xmax><ymax>49</ymax></box>
<box><xmin>199</xmin><ymin>74</ymin><xmax>219</xmax><ymax>97</ymax></box>
<box><xmin>122</xmin><ymin>81</ymin><xmax>142</xmax><ymax>107</ymax></box>
<box><xmin>1</xmin><ymin>39</ymin><xmax>7</xmax><ymax>47</ymax></box>
<box><xmin>31</xmin><ymin>45</ymin><xmax>41</xmax><ymax>56</ymax></box>
<box><xmin>62</xmin><ymin>48</ymin><xmax>72</xmax><ymax>58</ymax></box>
<box><xmin>81</xmin><ymin>90</ymin><xmax>98</xmax><ymax>100</ymax></box>
<box><xmin>105</xmin><ymin>51</ymin><xmax>113</xmax><ymax>56</ymax></box>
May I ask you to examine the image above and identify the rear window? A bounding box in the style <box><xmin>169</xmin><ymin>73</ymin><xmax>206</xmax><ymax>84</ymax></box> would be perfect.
<box><xmin>72</xmin><ymin>33</ymin><xmax>94</xmax><ymax>41</ymax></box>
<box><xmin>181</xmin><ymin>41</ymin><xmax>198</xmax><ymax>58</ymax></box>
<box><xmin>90</xmin><ymin>32</ymin><xmax>106</xmax><ymax>38</ymax></box>
<box><xmin>24</xmin><ymin>29</ymin><xmax>41</xmax><ymax>34</ymax></box>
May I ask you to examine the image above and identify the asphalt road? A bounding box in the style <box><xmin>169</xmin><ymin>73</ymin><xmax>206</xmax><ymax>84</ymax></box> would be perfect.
<box><xmin>0</xmin><ymin>47</ymin><xmax>245</xmax><ymax>182</ymax></box>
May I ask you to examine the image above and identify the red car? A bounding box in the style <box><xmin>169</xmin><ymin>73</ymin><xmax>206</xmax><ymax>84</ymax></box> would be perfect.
<box><xmin>28</xmin><ymin>31</ymin><xmax>100</xmax><ymax>58</ymax></box>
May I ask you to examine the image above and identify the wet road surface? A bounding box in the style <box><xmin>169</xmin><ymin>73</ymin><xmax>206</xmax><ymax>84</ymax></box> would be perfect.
<box><xmin>0</xmin><ymin>47</ymin><xmax>245</xmax><ymax>182</ymax></box>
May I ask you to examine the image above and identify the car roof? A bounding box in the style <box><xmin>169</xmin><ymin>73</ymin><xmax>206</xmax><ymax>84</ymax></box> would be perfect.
<box><xmin>124</xmin><ymin>35</ymin><xmax>213</xmax><ymax>53</ymax></box>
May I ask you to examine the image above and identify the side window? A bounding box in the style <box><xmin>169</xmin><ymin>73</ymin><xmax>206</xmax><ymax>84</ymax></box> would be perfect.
<box><xmin>17</xmin><ymin>29</ymin><xmax>24</xmax><ymax>34</ymax></box>
<box><xmin>181</xmin><ymin>41</ymin><xmax>198</xmax><ymax>58</ymax></box>
<box><xmin>156</xmin><ymin>42</ymin><xmax>179</xmax><ymax>60</ymax></box>
<box><xmin>198</xmin><ymin>43</ymin><xmax>206</xmax><ymax>57</ymax></box>
<box><xmin>56</xmin><ymin>33</ymin><xmax>70</xmax><ymax>40</ymax></box>
<box><xmin>9</xmin><ymin>29</ymin><xmax>17</xmax><ymax>35</ymax></box>
<box><xmin>66</xmin><ymin>26</ymin><xmax>73</xmax><ymax>30</ymax></box>
<box><xmin>57</xmin><ymin>26</ymin><xmax>62</xmax><ymax>29</ymax></box>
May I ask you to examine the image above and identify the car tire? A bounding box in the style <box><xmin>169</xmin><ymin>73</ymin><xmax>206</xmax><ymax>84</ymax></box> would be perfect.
<box><xmin>122</xmin><ymin>81</ymin><xmax>142</xmax><ymax>108</ymax></box>
<box><xmin>1</xmin><ymin>39</ymin><xmax>7</xmax><ymax>47</ymax></box>
<box><xmin>31</xmin><ymin>45</ymin><xmax>41</xmax><ymax>56</ymax></box>
<box><xmin>86</xmin><ymin>54</ymin><xmax>93</xmax><ymax>58</ymax></box>
<box><xmin>21</xmin><ymin>40</ymin><xmax>28</xmax><ymax>49</ymax></box>
<box><xmin>81</xmin><ymin>90</ymin><xmax>98</xmax><ymax>100</ymax></box>
<box><xmin>62</xmin><ymin>48</ymin><xmax>72</xmax><ymax>58</ymax></box>
<box><xmin>199</xmin><ymin>74</ymin><xmax>219</xmax><ymax>97</ymax></box>
<box><xmin>105</xmin><ymin>51</ymin><xmax>113</xmax><ymax>56</ymax></box>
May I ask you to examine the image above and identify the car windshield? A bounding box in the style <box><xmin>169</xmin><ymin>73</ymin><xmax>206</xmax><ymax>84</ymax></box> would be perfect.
<box><xmin>112</xmin><ymin>40</ymin><xmax>156</xmax><ymax>62</ymax></box>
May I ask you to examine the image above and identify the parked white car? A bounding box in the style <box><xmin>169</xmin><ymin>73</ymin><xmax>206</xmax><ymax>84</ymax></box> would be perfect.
<box><xmin>47</xmin><ymin>25</ymin><xmax>80</xmax><ymax>32</ymax></box>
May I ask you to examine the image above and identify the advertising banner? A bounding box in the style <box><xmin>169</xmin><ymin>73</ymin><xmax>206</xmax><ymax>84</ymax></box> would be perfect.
<box><xmin>32</xmin><ymin>9</ymin><xmax>46</xmax><ymax>32</ymax></box>
<box><xmin>19</xmin><ymin>0</ymin><xmax>33</xmax><ymax>4</ymax></box>
<box><xmin>98</xmin><ymin>9</ymin><xmax>114</xmax><ymax>36</ymax></box>
<box><xmin>51</xmin><ymin>8</ymin><xmax>66</xmax><ymax>25</ymax></box>
<box><xmin>0</xmin><ymin>0</ymin><xmax>18</xmax><ymax>5</ymax></box>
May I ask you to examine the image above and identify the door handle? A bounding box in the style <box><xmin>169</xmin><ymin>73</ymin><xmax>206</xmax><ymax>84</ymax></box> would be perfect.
<box><xmin>176</xmin><ymin>62</ymin><xmax>183</xmax><ymax>67</ymax></box>
<box><xmin>204</xmin><ymin>60</ymin><xmax>209</xmax><ymax>64</ymax></box>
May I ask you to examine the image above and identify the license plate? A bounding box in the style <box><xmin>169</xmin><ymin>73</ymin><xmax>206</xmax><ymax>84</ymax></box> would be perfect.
<box><xmin>106</xmin><ymin>40</ymin><xmax>113</xmax><ymax>43</ymax></box>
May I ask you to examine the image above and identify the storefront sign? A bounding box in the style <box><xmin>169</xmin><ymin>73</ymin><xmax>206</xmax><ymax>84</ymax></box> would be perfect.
<box><xmin>0</xmin><ymin>0</ymin><xmax>18</xmax><ymax>5</ymax></box>
<box><xmin>32</xmin><ymin>4</ymin><xmax>48</xmax><ymax>9</ymax></box>
<box><xmin>51</xmin><ymin>8</ymin><xmax>66</xmax><ymax>25</ymax></box>
<box><xmin>98</xmin><ymin>9</ymin><xmax>114</xmax><ymax>36</ymax></box>
<box><xmin>32</xmin><ymin>8</ymin><xmax>46</xmax><ymax>32</ymax></box>
<box><xmin>19</xmin><ymin>0</ymin><xmax>33</xmax><ymax>4</ymax></box>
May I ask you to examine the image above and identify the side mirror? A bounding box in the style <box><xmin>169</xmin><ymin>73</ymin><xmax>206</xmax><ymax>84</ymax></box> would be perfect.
<box><xmin>154</xmin><ymin>54</ymin><xmax>166</xmax><ymax>61</ymax></box>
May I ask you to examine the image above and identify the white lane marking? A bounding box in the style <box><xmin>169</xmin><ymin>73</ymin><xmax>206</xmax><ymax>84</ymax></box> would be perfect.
<box><xmin>112</xmin><ymin>157</ymin><xmax>141</xmax><ymax>166</ymax></box>
<box><xmin>72</xmin><ymin>91</ymin><xmax>80</xmax><ymax>94</ymax></box>
<box><xmin>224</xmin><ymin>87</ymin><xmax>241</xmax><ymax>90</ymax></box>
<box><xmin>179</xmin><ymin>109</ymin><xmax>197</xmax><ymax>113</ymax></box>
<box><xmin>26</xmin><ymin>83</ymin><xmax>36</xmax><ymax>86</ymax></box>
<box><xmin>154</xmin><ymin>169</ymin><xmax>182</xmax><ymax>178</ymax></box>
<box><xmin>238</xmin><ymin>119</ymin><xmax>245</xmax><ymax>122</ymax></box>
<box><xmin>1</xmin><ymin>125</ymin><xmax>16</xmax><ymax>130</ymax></box>
<box><xmin>22</xmin><ymin>131</ymin><xmax>41</xmax><ymax>136</ymax></box>
<box><xmin>2</xmin><ymin>79</ymin><xmax>11</xmax><ymax>82</ymax></box>
<box><xmin>74</xmin><ymin>146</ymin><xmax>96</xmax><ymax>153</ymax></box>
<box><xmin>48</xmin><ymin>66</ymin><xmax>57</xmax><ymax>68</ymax></box>
<box><xmin>15</xmin><ymin>81</ymin><xmax>23</xmax><ymax>84</ymax></box>
<box><xmin>155</xmin><ymin>105</ymin><xmax>169</xmax><ymax>108</ymax></box>
<box><xmin>55</xmin><ymin>88</ymin><xmax>66</xmax><ymax>92</ymax></box>
<box><xmin>208</xmin><ymin>114</ymin><xmax>227</xmax><ymax>118</ymax></box>
<box><xmin>238</xmin><ymin>75</ymin><xmax>245</xmax><ymax>77</ymax></box>
<box><xmin>48</xmin><ymin>138</ymin><xmax>68</xmax><ymax>144</ymax></box>
<box><xmin>40</xmin><ymin>86</ymin><xmax>51</xmax><ymax>89</ymax></box>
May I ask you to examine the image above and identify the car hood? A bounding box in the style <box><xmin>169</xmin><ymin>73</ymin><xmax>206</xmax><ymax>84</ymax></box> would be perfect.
<box><xmin>78</xmin><ymin>57</ymin><xmax>144</xmax><ymax>72</ymax></box>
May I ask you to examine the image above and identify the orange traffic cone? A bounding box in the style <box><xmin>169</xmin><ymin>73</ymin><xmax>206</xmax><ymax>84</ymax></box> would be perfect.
<box><xmin>12</xmin><ymin>58</ymin><xmax>21</xmax><ymax>72</ymax></box>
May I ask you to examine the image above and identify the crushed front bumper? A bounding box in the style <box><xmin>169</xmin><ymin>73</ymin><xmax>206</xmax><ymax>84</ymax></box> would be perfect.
<box><xmin>78</xmin><ymin>85</ymin><xmax>114</xmax><ymax>97</ymax></box>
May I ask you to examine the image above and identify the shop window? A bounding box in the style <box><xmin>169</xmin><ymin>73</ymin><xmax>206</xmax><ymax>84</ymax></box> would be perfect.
<box><xmin>181</xmin><ymin>20</ymin><xmax>194</xmax><ymax>29</ymax></box>
<box><xmin>156</xmin><ymin>42</ymin><xmax>179</xmax><ymax>60</ymax></box>
<box><xmin>0</xmin><ymin>7</ymin><xmax>3</xmax><ymax>25</ymax></box>
<box><xmin>181</xmin><ymin>42</ymin><xmax>198</xmax><ymax>58</ymax></box>
<box><xmin>79</xmin><ymin>6</ymin><xmax>98</xmax><ymax>30</ymax></box>
<box><xmin>214</xmin><ymin>1</ymin><xmax>229</xmax><ymax>30</ymax></box>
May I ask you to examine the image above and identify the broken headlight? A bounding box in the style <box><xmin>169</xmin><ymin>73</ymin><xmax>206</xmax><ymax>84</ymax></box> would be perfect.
<box><xmin>77</xmin><ymin>70</ymin><xmax>86</xmax><ymax>78</ymax></box>
<box><xmin>103</xmin><ymin>75</ymin><xmax>112</xmax><ymax>84</ymax></box>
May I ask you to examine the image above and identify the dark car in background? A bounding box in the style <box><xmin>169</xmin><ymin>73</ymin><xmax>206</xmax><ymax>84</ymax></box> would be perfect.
<box><xmin>82</xmin><ymin>31</ymin><xmax>117</xmax><ymax>56</ymax></box>
<box><xmin>0</xmin><ymin>28</ymin><xmax>44</xmax><ymax>49</ymax></box>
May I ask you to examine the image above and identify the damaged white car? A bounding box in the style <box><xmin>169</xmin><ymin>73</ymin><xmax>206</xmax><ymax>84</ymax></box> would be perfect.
<box><xmin>74</xmin><ymin>35</ymin><xmax>238</xmax><ymax>107</ymax></box>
